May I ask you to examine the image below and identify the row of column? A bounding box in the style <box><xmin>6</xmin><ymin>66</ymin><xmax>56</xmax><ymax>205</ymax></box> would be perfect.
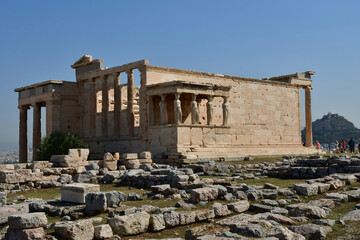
<box><xmin>19</xmin><ymin>103</ymin><xmax>42</xmax><ymax>163</ymax></box>
<box><xmin>157</xmin><ymin>93</ymin><xmax>229</xmax><ymax>126</ymax></box>
<box><xmin>87</xmin><ymin>69</ymin><xmax>135</xmax><ymax>138</ymax></box>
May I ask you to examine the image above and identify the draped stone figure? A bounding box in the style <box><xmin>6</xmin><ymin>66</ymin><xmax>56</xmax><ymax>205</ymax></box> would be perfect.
<box><xmin>222</xmin><ymin>96</ymin><xmax>229</xmax><ymax>126</ymax></box>
<box><xmin>159</xmin><ymin>95</ymin><xmax>168</xmax><ymax>124</ymax></box>
<box><xmin>207</xmin><ymin>96</ymin><xmax>213</xmax><ymax>125</ymax></box>
<box><xmin>191</xmin><ymin>94</ymin><xmax>199</xmax><ymax>124</ymax></box>
<box><xmin>174</xmin><ymin>93</ymin><xmax>182</xmax><ymax>124</ymax></box>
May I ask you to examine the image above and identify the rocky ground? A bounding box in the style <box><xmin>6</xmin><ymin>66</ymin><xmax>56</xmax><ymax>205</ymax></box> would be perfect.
<box><xmin>2</xmin><ymin>154</ymin><xmax>360</xmax><ymax>239</ymax></box>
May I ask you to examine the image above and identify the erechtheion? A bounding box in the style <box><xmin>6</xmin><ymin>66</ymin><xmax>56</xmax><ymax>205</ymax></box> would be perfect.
<box><xmin>15</xmin><ymin>55</ymin><xmax>316</xmax><ymax>162</ymax></box>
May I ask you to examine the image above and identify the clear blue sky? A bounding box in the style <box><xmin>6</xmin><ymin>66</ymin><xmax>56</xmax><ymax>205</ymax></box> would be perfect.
<box><xmin>1</xmin><ymin>0</ymin><xmax>360</xmax><ymax>147</ymax></box>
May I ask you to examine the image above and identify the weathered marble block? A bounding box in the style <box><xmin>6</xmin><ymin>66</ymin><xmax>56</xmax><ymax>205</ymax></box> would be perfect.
<box><xmin>122</xmin><ymin>153</ymin><xmax>138</xmax><ymax>160</ymax></box>
<box><xmin>61</xmin><ymin>183</ymin><xmax>100</xmax><ymax>204</ymax></box>
<box><xmin>139</xmin><ymin>151</ymin><xmax>151</xmax><ymax>159</ymax></box>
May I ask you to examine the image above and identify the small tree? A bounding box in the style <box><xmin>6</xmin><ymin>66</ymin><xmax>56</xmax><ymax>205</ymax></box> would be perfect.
<box><xmin>37</xmin><ymin>131</ymin><xmax>87</xmax><ymax>161</ymax></box>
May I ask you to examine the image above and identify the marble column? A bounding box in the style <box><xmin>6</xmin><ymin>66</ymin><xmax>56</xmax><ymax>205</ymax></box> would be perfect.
<box><xmin>207</xmin><ymin>95</ymin><xmax>214</xmax><ymax>125</ymax></box>
<box><xmin>305</xmin><ymin>86</ymin><xmax>313</xmax><ymax>147</ymax></box>
<box><xmin>222</xmin><ymin>96</ymin><xmax>229</xmax><ymax>126</ymax></box>
<box><xmin>19</xmin><ymin>105</ymin><xmax>29</xmax><ymax>163</ymax></box>
<box><xmin>113</xmin><ymin>72</ymin><xmax>121</xmax><ymax>137</ymax></box>
<box><xmin>160</xmin><ymin>94</ymin><xmax>168</xmax><ymax>125</ymax></box>
<box><xmin>32</xmin><ymin>103</ymin><xmax>41</xmax><ymax>161</ymax></box>
<box><xmin>191</xmin><ymin>94</ymin><xmax>199</xmax><ymax>124</ymax></box>
<box><xmin>89</xmin><ymin>78</ymin><xmax>96</xmax><ymax>137</ymax></box>
<box><xmin>174</xmin><ymin>93</ymin><xmax>182</xmax><ymax>124</ymax></box>
<box><xmin>127</xmin><ymin>69</ymin><xmax>135</xmax><ymax>136</ymax></box>
<box><xmin>102</xmin><ymin>75</ymin><xmax>109</xmax><ymax>137</ymax></box>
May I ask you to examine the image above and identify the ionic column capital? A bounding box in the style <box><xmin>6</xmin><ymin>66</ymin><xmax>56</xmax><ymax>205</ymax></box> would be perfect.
<box><xmin>126</xmin><ymin>69</ymin><xmax>134</xmax><ymax>75</ymax></box>
<box><xmin>160</xmin><ymin>94</ymin><xmax>167</xmax><ymax>101</ymax></box>
<box><xmin>18</xmin><ymin>105</ymin><xmax>29</xmax><ymax>110</ymax></box>
<box><xmin>175</xmin><ymin>92</ymin><xmax>181</xmax><ymax>100</ymax></box>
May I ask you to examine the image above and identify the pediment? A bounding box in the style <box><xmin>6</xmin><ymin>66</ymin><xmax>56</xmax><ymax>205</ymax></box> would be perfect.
<box><xmin>71</xmin><ymin>55</ymin><xmax>93</xmax><ymax>68</ymax></box>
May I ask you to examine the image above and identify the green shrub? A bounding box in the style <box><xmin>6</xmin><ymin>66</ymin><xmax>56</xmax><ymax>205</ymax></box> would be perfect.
<box><xmin>37</xmin><ymin>131</ymin><xmax>87</xmax><ymax>161</ymax></box>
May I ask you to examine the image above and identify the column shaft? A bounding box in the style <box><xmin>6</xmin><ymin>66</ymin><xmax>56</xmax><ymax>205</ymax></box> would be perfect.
<box><xmin>19</xmin><ymin>106</ymin><xmax>28</xmax><ymax>163</ymax></box>
<box><xmin>113</xmin><ymin>73</ymin><xmax>121</xmax><ymax>137</ymax></box>
<box><xmin>32</xmin><ymin>103</ymin><xmax>41</xmax><ymax>161</ymax></box>
<box><xmin>127</xmin><ymin>70</ymin><xmax>135</xmax><ymax>136</ymax></box>
<box><xmin>102</xmin><ymin>75</ymin><xmax>109</xmax><ymax>137</ymax></box>
<box><xmin>305</xmin><ymin>87</ymin><xmax>313</xmax><ymax>147</ymax></box>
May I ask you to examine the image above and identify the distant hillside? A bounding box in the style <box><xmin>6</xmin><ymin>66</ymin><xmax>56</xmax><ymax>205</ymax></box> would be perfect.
<box><xmin>301</xmin><ymin>113</ymin><xmax>360</xmax><ymax>144</ymax></box>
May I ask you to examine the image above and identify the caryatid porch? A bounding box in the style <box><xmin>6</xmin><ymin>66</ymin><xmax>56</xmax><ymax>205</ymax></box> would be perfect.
<box><xmin>146</xmin><ymin>81</ymin><xmax>231</xmax><ymax>127</ymax></box>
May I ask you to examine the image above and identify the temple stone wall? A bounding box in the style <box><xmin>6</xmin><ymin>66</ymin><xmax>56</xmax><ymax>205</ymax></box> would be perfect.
<box><xmin>16</xmin><ymin>56</ymin><xmax>315</xmax><ymax>162</ymax></box>
<box><xmin>145</xmin><ymin>67</ymin><xmax>303</xmax><ymax>156</ymax></box>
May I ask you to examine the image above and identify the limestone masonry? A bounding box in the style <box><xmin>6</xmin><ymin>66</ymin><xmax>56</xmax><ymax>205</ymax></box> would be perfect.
<box><xmin>15</xmin><ymin>55</ymin><xmax>316</xmax><ymax>162</ymax></box>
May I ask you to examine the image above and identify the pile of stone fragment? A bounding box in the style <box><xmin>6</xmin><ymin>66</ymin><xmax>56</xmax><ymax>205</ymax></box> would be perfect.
<box><xmin>267</xmin><ymin>155</ymin><xmax>360</xmax><ymax>179</ymax></box>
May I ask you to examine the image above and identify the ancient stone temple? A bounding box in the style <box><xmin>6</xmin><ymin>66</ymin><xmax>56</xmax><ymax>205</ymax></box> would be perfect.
<box><xmin>15</xmin><ymin>55</ymin><xmax>316</xmax><ymax>162</ymax></box>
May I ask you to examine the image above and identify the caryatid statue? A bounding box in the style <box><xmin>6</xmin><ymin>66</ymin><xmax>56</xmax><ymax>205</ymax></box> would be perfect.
<box><xmin>174</xmin><ymin>93</ymin><xmax>182</xmax><ymax>124</ymax></box>
<box><xmin>191</xmin><ymin>94</ymin><xmax>199</xmax><ymax>124</ymax></box>
<box><xmin>159</xmin><ymin>94</ymin><xmax>168</xmax><ymax>124</ymax></box>
<box><xmin>222</xmin><ymin>96</ymin><xmax>229</xmax><ymax>126</ymax></box>
<box><xmin>207</xmin><ymin>95</ymin><xmax>214</xmax><ymax>125</ymax></box>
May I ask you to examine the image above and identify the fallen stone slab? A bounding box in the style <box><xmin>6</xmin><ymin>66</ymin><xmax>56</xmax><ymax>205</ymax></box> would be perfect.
<box><xmin>94</xmin><ymin>224</ymin><xmax>113</xmax><ymax>240</ymax></box>
<box><xmin>294</xmin><ymin>183</ymin><xmax>318</xmax><ymax>196</ymax></box>
<box><xmin>312</xmin><ymin>219</ymin><xmax>336</xmax><ymax>227</ymax></box>
<box><xmin>231</xmin><ymin>223</ymin><xmax>266</xmax><ymax>238</ymax></box>
<box><xmin>191</xmin><ymin>187</ymin><xmax>218</xmax><ymax>203</ymax></box>
<box><xmin>308</xmin><ymin>199</ymin><xmax>336</xmax><ymax>209</ymax></box>
<box><xmin>343</xmin><ymin>189</ymin><xmax>360</xmax><ymax>202</ymax></box>
<box><xmin>227</xmin><ymin>200</ymin><xmax>250</xmax><ymax>213</ymax></box>
<box><xmin>85</xmin><ymin>192</ymin><xmax>107</xmax><ymax>215</ymax></box>
<box><xmin>5</xmin><ymin>227</ymin><xmax>45</xmax><ymax>240</ymax></box>
<box><xmin>267</xmin><ymin>226</ymin><xmax>305</xmax><ymax>240</ymax></box>
<box><xmin>178</xmin><ymin>211</ymin><xmax>196</xmax><ymax>225</ymax></box>
<box><xmin>105</xmin><ymin>191</ymin><xmax>127</xmax><ymax>207</ymax></box>
<box><xmin>61</xmin><ymin>183</ymin><xmax>100</xmax><ymax>204</ymax></box>
<box><xmin>324</xmin><ymin>193</ymin><xmax>349</xmax><ymax>203</ymax></box>
<box><xmin>194</xmin><ymin>209</ymin><xmax>215</xmax><ymax>222</ymax></box>
<box><xmin>8</xmin><ymin>212</ymin><xmax>47</xmax><ymax>230</ymax></box>
<box><xmin>328</xmin><ymin>179</ymin><xmax>345</xmax><ymax>190</ymax></box>
<box><xmin>122</xmin><ymin>153</ymin><xmax>138</xmax><ymax>160</ymax></box>
<box><xmin>340</xmin><ymin>209</ymin><xmax>360</xmax><ymax>223</ymax></box>
<box><xmin>268</xmin><ymin>213</ymin><xmax>296</xmax><ymax>225</ymax></box>
<box><xmin>212</xmin><ymin>203</ymin><xmax>232</xmax><ymax>217</ymax></box>
<box><xmin>108</xmin><ymin>212</ymin><xmax>150</xmax><ymax>235</ymax></box>
<box><xmin>287</xmin><ymin>204</ymin><xmax>332</xmax><ymax>219</ymax></box>
<box><xmin>0</xmin><ymin>170</ymin><xmax>43</xmax><ymax>184</ymax></box>
<box><xmin>150</xmin><ymin>214</ymin><xmax>165</xmax><ymax>232</ymax></box>
<box><xmin>185</xmin><ymin>224</ymin><xmax>231</xmax><ymax>240</ymax></box>
<box><xmin>163</xmin><ymin>211</ymin><xmax>180</xmax><ymax>228</ymax></box>
<box><xmin>290</xmin><ymin>224</ymin><xmax>331</xmax><ymax>240</ymax></box>
<box><xmin>250</xmin><ymin>204</ymin><xmax>274</xmax><ymax>213</ymax></box>
<box><xmin>151</xmin><ymin>184</ymin><xmax>171</xmax><ymax>193</ymax></box>
<box><xmin>0</xmin><ymin>204</ymin><xmax>29</xmax><ymax>224</ymax></box>
<box><xmin>313</xmin><ymin>183</ymin><xmax>330</xmax><ymax>194</ymax></box>
<box><xmin>54</xmin><ymin>219</ymin><xmax>94</xmax><ymax>240</ymax></box>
